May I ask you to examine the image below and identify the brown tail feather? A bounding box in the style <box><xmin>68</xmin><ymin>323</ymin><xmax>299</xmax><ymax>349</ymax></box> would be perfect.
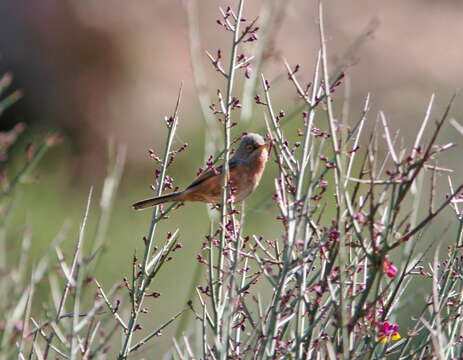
<box><xmin>132</xmin><ymin>191</ymin><xmax>185</xmax><ymax>210</ymax></box>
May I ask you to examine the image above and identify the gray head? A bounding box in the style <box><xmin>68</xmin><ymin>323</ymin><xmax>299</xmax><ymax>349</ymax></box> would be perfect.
<box><xmin>232</xmin><ymin>133</ymin><xmax>267</xmax><ymax>161</ymax></box>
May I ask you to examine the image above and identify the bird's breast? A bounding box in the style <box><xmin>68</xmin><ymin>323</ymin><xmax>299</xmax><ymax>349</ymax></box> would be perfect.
<box><xmin>231</xmin><ymin>149</ymin><xmax>268</xmax><ymax>202</ymax></box>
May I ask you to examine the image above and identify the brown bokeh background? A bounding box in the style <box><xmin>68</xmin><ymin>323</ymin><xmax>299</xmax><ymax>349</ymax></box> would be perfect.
<box><xmin>1</xmin><ymin>0</ymin><xmax>462</xmax><ymax>356</ymax></box>
<box><xmin>1</xmin><ymin>1</ymin><xmax>462</xmax><ymax>163</ymax></box>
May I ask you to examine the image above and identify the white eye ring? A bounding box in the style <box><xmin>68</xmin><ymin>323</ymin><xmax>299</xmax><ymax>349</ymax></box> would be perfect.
<box><xmin>246</xmin><ymin>144</ymin><xmax>254</xmax><ymax>151</ymax></box>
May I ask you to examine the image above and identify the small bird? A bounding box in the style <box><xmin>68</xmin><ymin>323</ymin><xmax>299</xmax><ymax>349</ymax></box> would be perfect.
<box><xmin>132</xmin><ymin>133</ymin><xmax>268</xmax><ymax>210</ymax></box>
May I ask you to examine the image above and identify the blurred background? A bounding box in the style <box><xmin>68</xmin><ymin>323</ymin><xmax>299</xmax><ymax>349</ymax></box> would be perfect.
<box><xmin>1</xmin><ymin>0</ymin><xmax>462</xmax><ymax>356</ymax></box>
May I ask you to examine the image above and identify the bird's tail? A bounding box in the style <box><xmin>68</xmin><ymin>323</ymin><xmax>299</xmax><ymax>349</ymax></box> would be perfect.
<box><xmin>132</xmin><ymin>191</ymin><xmax>185</xmax><ymax>210</ymax></box>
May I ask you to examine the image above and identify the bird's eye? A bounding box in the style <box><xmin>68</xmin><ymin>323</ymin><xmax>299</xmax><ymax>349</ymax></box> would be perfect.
<box><xmin>246</xmin><ymin>144</ymin><xmax>254</xmax><ymax>152</ymax></box>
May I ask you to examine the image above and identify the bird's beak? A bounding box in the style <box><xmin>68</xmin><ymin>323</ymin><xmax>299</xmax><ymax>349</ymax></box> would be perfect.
<box><xmin>256</xmin><ymin>144</ymin><xmax>270</xmax><ymax>157</ymax></box>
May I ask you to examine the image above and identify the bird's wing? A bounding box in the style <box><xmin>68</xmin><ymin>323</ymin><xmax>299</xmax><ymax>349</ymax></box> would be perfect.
<box><xmin>186</xmin><ymin>159</ymin><xmax>241</xmax><ymax>190</ymax></box>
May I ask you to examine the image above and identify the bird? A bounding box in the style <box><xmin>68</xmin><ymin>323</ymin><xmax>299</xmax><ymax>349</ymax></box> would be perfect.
<box><xmin>132</xmin><ymin>133</ymin><xmax>268</xmax><ymax>210</ymax></box>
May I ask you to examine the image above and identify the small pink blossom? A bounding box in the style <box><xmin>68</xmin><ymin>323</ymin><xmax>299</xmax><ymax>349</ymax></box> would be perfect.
<box><xmin>383</xmin><ymin>257</ymin><xmax>398</xmax><ymax>278</ymax></box>
<box><xmin>378</xmin><ymin>321</ymin><xmax>401</xmax><ymax>343</ymax></box>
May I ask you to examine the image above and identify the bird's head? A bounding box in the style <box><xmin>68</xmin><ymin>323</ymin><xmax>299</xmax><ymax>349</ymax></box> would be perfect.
<box><xmin>233</xmin><ymin>133</ymin><xmax>268</xmax><ymax>164</ymax></box>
